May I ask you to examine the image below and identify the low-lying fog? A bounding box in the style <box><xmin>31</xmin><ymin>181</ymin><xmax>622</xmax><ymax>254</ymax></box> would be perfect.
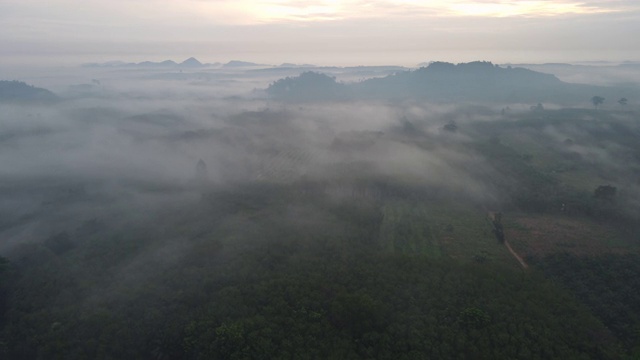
<box><xmin>1</xmin><ymin>61</ymin><xmax>640</xmax><ymax>255</ymax></box>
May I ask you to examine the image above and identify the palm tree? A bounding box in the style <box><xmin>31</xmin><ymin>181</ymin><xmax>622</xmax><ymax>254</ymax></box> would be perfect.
<box><xmin>591</xmin><ymin>96</ymin><xmax>605</xmax><ymax>110</ymax></box>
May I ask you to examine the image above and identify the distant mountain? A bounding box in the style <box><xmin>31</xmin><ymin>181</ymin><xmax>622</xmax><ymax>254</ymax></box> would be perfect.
<box><xmin>138</xmin><ymin>58</ymin><xmax>205</xmax><ymax>68</ymax></box>
<box><xmin>161</xmin><ymin>60</ymin><xmax>178</xmax><ymax>67</ymax></box>
<box><xmin>267</xmin><ymin>61</ymin><xmax>638</xmax><ymax>104</ymax></box>
<box><xmin>137</xmin><ymin>60</ymin><xmax>171</xmax><ymax>67</ymax></box>
<box><xmin>83</xmin><ymin>58</ymin><xmax>210</xmax><ymax>68</ymax></box>
<box><xmin>180</xmin><ymin>57</ymin><xmax>204</xmax><ymax>68</ymax></box>
<box><xmin>84</xmin><ymin>58</ymin><xmax>272</xmax><ymax>69</ymax></box>
<box><xmin>0</xmin><ymin>80</ymin><xmax>57</xmax><ymax>102</ymax></box>
<box><xmin>278</xmin><ymin>63</ymin><xmax>316</xmax><ymax>68</ymax></box>
<box><xmin>223</xmin><ymin>60</ymin><xmax>268</xmax><ymax>68</ymax></box>
<box><xmin>354</xmin><ymin>61</ymin><xmax>564</xmax><ymax>101</ymax></box>
<box><xmin>618</xmin><ymin>62</ymin><xmax>640</xmax><ymax>69</ymax></box>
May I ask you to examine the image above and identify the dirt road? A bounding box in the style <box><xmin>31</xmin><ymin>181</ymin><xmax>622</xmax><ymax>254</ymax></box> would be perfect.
<box><xmin>504</xmin><ymin>239</ymin><xmax>529</xmax><ymax>269</ymax></box>
<box><xmin>486</xmin><ymin>210</ymin><xmax>529</xmax><ymax>270</ymax></box>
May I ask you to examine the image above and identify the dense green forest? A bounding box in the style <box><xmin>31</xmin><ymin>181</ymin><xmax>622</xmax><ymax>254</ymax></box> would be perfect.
<box><xmin>0</xmin><ymin>199</ymin><xmax>631</xmax><ymax>359</ymax></box>
<box><xmin>1</xmin><ymin>102</ymin><xmax>640</xmax><ymax>359</ymax></box>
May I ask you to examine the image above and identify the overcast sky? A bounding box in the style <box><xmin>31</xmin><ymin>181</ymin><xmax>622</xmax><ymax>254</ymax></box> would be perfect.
<box><xmin>2</xmin><ymin>0</ymin><xmax>640</xmax><ymax>66</ymax></box>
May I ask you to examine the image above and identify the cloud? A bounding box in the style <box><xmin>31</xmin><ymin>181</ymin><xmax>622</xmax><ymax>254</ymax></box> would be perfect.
<box><xmin>2</xmin><ymin>0</ymin><xmax>636</xmax><ymax>30</ymax></box>
<box><xmin>444</xmin><ymin>1</ymin><xmax>615</xmax><ymax>18</ymax></box>
<box><xmin>1</xmin><ymin>0</ymin><xmax>639</xmax><ymax>66</ymax></box>
<box><xmin>201</xmin><ymin>0</ymin><xmax>635</xmax><ymax>23</ymax></box>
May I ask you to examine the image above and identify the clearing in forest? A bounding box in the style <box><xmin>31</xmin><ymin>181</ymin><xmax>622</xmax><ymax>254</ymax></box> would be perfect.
<box><xmin>505</xmin><ymin>214</ymin><xmax>639</xmax><ymax>258</ymax></box>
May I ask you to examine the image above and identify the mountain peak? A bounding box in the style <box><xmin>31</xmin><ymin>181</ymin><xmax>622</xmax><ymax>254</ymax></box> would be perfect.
<box><xmin>180</xmin><ymin>57</ymin><xmax>203</xmax><ymax>67</ymax></box>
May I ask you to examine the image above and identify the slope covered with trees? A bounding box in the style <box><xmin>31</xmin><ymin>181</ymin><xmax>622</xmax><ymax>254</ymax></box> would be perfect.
<box><xmin>267</xmin><ymin>61</ymin><xmax>635</xmax><ymax>104</ymax></box>
<box><xmin>0</xmin><ymin>199</ymin><xmax>625</xmax><ymax>359</ymax></box>
<box><xmin>0</xmin><ymin>81</ymin><xmax>57</xmax><ymax>102</ymax></box>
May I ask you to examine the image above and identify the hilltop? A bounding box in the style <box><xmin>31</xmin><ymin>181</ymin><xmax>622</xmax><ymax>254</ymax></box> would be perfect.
<box><xmin>0</xmin><ymin>80</ymin><xmax>57</xmax><ymax>102</ymax></box>
<box><xmin>267</xmin><ymin>61</ymin><xmax>636</xmax><ymax>104</ymax></box>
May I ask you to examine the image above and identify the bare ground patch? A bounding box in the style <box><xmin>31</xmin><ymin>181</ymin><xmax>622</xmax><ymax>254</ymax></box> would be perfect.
<box><xmin>505</xmin><ymin>215</ymin><xmax>638</xmax><ymax>258</ymax></box>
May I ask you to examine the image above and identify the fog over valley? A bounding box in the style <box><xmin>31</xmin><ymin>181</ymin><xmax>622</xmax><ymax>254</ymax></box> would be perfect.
<box><xmin>2</xmin><ymin>57</ymin><xmax>640</xmax><ymax>358</ymax></box>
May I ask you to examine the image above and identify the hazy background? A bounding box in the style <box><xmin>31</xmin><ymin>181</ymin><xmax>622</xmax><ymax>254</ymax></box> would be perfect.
<box><xmin>2</xmin><ymin>0</ymin><xmax>640</xmax><ymax>67</ymax></box>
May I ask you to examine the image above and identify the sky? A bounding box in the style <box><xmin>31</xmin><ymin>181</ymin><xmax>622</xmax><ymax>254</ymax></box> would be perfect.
<box><xmin>2</xmin><ymin>0</ymin><xmax>640</xmax><ymax>66</ymax></box>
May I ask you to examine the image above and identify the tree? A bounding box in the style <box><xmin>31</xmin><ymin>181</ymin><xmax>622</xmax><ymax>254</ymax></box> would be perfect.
<box><xmin>591</xmin><ymin>96</ymin><xmax>605</xmax><ymax>110</ymax></box>
<box><xmin>458</xmin><ymin>307</ymin><xmax>491</xmax><ymax>329</ymax></box>
<box><xmin>195</xmin><ymin>159</ymin><xmax>208</xmax><ymax>183</ymax></box>
<box><xmin>491</xmin><ymin>212</ymin><xmax>505</xmax><ymax>243</ymax></box>
<box><xmin>443</xmin><ymin>121</ymin><xmax>458</xmax><ymax>132</ymax></box>
<box><xmin>0</xmin><ymin>257</ymin><xmax>9</xmax><ymax>330</ymax></box>
<box><xmin>594</xmin><ymin>185</ymin><xmax>616</xmax><ymax>201</ymax></box>
<box><xmin>0</xmin><ymin>256</ymin><xmax>7</xmax><ymax>273</ymax></box>
<box><xmin>530</xmin><ymin>103</ymin><xmax>544</xmax><ymax>112</ymax></box>
<box><xmin>618</xmin><ymin>97</ymin><xmax>628</xmax><ymax>106</ymax></box>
